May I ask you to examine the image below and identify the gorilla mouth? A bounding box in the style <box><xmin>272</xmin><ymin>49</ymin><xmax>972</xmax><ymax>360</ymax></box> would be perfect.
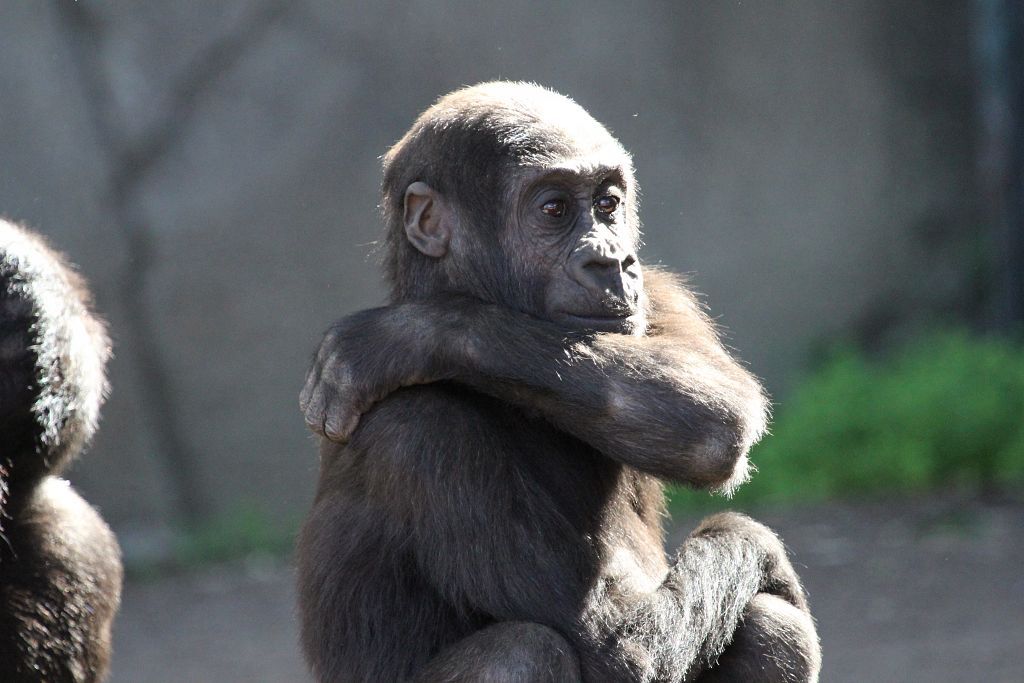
<box><xmin>563</xmin><ymin>311</ymin><xmax>639</xmax><ymax>333</ymax></box>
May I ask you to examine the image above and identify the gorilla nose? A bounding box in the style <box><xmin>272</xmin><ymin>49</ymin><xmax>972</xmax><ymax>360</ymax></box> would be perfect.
<box><xmin>568</xmin><ymin>248</ymin><xmax>638</xmax><ymax>301</ymax></box>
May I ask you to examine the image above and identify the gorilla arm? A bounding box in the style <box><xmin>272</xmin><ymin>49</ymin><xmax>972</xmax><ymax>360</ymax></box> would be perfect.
<box><xmin>301</xmin><ymin>268</ymin><xmax>767</xmax><ymax>489</ymax></box>
<box><xmin>303</xmin><ymin>392</ymin><xmax>807</xmax><ymax>682</ymax></box>
<box><xmin>300</xmin><ymin>269</ymin><xmax>816</xmax><ymax>680</ymax></box>
<box><xmin>582</xmin><ymin>512</ymin><xmax>808</xmax><ymax>681</ymax></box>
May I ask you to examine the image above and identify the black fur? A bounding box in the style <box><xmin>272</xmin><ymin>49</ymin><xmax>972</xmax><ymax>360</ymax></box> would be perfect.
<box><xmin>0</xmin><ymin>220</ymin><xmax>122</xmax><ymax>683</ymax></box>
<box><xmin>299</xmin><ymin>82</ymin><xmax>820</xmax><ymax>682</ymax></box>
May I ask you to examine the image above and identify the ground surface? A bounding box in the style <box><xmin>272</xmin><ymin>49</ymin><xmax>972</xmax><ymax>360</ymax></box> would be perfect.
<box><xmin>108</xmin><ymin>496</ymin><xmax>1024</xmax><ymax>682</ymax></box>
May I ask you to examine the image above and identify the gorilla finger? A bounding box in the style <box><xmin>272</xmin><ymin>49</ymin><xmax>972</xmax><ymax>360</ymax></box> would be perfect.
<box><xmin>300</xmin><ymin>365</ymin><xmax>324</xmax><ymax>407</ymax></box>
<box><xmin>304</xmin><ymin>412</ymin><xmax>327</xmax><ymax>436</ymax></box>
<box><xmin>302</xmin><ymin>387</ymin><xmax>324</xmax><ymax>415</ymax></box>
<box><xmin>761</xmin><ymin>559</ymin><xmax>809</xmax><ymax>612</ymax></box>
<box><xmin>324</xmin><ymin>410</ymin><xmax>360</xmax><ymax>443</ymax></box>
<box><xmin>769</xmin><ymin>575</ymin><xmax>809</xmax><ymax>613</ymax></box>
<box><xmin>303</xmin><ymin>395</ymin><xmax>330</xmax><ymax>435</ymax></box>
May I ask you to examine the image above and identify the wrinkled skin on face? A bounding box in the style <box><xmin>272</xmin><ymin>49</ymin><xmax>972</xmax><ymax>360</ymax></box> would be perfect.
<box><xmin>507</xmin><ymin>150</ymin><xmax>646</xmax><ymax>335</ymax></box>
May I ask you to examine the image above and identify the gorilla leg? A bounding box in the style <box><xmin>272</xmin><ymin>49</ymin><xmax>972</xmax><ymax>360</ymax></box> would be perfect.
<box><xmin>698</xmin><ymin>593</ymin><xmax>821</xmax><ymax>683</ymax></box>
<box><xmin>0</xmin><ymin>477</ymin><xmax>122</xmax><ymax>683</ymax></box>
<box><xmin>414</xmin><ymin>622</ymin><xmax>582</xmax><ymax>683</ymax></box>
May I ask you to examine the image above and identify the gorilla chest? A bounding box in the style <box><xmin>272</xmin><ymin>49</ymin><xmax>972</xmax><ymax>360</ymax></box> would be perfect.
<box><xmin>503</xmin><ymin>419</ymin><xmax>669</xmax><ymax>597</ymax></box>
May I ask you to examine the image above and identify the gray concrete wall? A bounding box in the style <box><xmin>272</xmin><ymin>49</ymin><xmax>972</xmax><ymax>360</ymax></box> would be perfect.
<box><xmin>0</xmin><ymin>1</ymin><xmax>980</xmax><ymax>550</ymax></box>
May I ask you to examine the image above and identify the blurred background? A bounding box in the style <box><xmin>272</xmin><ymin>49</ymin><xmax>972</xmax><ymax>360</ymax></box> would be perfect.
<box><xmin>2</xmin><ymin>1</ymin><xmax>1022</xmax><ymax>681</ymax></box>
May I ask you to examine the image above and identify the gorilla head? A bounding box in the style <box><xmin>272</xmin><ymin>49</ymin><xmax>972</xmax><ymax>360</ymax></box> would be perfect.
<box><xmin>381</xmin><ymin>82</ymin><xmax>645</xmax><ymax>335</ymax></box>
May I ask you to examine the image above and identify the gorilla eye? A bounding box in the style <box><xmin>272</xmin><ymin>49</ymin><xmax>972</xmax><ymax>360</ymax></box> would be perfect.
<box><xmin>595</xmin><ymin>195</ymin><xmax>620</xmax><ymax>215</ymax></box>
<box><xmin>541</xmin><ymin>199</ymin><xmax>567</xmax><ymax>218</ymax></box>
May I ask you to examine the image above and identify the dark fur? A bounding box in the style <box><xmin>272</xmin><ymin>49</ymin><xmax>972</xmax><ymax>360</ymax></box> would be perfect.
<box><xmin>298</xmin><ymin>82</ymin><xmax>820</xmax><ymax>682</ymax></box>
<box><xmin>0</xmin><ymin>220</ymin><xmax>122</xmax><ymax>683</ymax></box>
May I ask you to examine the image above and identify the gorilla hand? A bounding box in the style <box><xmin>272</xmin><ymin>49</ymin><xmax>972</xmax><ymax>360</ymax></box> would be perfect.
<box><xmin>692</xmin><ymin>511</ymin><xmax>809</xmax><ymax>613</ymax></box>
<box><xmin>300</xmin><ymin>303</ymin><xmax>454</xmax><ymax>442</ymax></box>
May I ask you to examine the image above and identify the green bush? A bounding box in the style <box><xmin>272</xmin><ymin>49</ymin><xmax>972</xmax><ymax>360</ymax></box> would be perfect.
<box><xmin>173</xmin><ymin>504</ymin><xmax>298</xmax><ymax>567</ymax></box>
<box><xmin>670</xmin><ymin>330</ymin><xmax>1024</xmax><ymax>511</ymax></box>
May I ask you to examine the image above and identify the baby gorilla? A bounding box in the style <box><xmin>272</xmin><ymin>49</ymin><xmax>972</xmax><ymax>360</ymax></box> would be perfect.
<box><xmin>299</xmin><ymin>82</ymin><xmax>820</xmax><ymax>682</ymax></box>
<box><xmin>0</xmin><ymin>220</ymin><xmax>122</xmax><ymax>682</ymax></box>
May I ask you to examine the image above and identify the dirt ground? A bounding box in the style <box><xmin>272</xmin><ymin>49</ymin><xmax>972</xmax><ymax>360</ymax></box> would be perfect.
<box><xmin>108</xmin><ymin>496</ymin><xmax>1024</xmax><ymax>682</ymax></box>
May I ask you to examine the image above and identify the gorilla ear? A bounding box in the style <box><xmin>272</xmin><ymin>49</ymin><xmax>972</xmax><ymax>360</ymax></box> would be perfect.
<box><xmin>403</xmin><ymin>181</ymin><xmax>452</xmax><ymax>258</ymax></box>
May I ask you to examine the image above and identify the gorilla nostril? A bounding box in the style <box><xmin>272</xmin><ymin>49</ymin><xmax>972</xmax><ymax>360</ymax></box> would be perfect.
<box><xmin>570</xmin><ymin>248</ymin><xmax>637</xmax><ymax>298</ymax></box>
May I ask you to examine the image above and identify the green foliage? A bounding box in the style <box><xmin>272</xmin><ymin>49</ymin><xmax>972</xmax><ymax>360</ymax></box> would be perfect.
<box><xmin>121</xmin><ymin>504</ymin><xmax>300</xmax><ymax>579</ymax></box>
<box><xmin>173</xmin><ymin>504</ymin><xmax>298</xmax><ymax>568</ymax></box>
<box><xmin>670</xmin><ymin>330</ymin><xmax>1024</xmax><ymax>512</ymax></box>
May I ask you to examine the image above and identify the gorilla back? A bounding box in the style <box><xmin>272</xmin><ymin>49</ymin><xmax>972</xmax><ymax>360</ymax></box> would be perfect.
<box><xmin>0</xmin><ymin>220</ymin><xmax>122</xmax><ymax>683</ymax></box>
